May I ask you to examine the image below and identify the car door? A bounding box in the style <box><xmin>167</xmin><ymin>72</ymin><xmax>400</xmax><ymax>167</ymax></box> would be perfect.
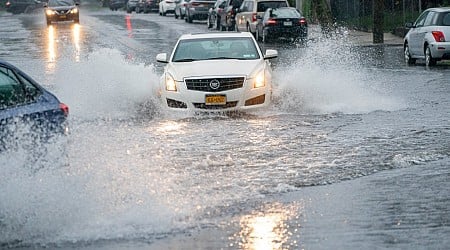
<box><xmin>409</xmin><ymin>10</ymin><xmax>429</xmax><ymax>56</ymax></box>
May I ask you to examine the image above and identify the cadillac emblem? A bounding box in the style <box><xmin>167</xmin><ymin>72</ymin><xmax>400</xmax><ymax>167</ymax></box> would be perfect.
<box><xmin>209</xmin><ymin>79</ymin><xmax>220</xmax><ymax>90</ymax></box>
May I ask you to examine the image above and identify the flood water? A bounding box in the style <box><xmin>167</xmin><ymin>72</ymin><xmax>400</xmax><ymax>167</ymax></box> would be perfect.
<box><xmin>0</xmin><ymin>5</ymin><xmax>449</xmax><ymax>249</ymax></box>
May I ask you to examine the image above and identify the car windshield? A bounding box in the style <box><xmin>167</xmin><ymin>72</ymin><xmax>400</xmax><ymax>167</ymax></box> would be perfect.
<box><xmin>257</xmin><ymin>1</ymin><xmax>287</xmax><ymax>12</ymax></box>
<box><xmin>48</xmin><ymin>0</ymin><xmax>75</xmax><ymax>6</ymax></box>
<box><xmin>268</xmin><ymin>8</ymin><xmax>300</xmax><ymax>18</ymax></box>
<box><xmin>172</xmin><ymin>37</ymin><xmax>260</xmax><ymax>62</ymax></box>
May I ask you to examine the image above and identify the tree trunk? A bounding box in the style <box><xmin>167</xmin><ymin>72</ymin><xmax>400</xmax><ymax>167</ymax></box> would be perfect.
<box><xmin>373</xmin><ymin>0</ymin><xmax>384</xmax><ymax>43</ymax></box>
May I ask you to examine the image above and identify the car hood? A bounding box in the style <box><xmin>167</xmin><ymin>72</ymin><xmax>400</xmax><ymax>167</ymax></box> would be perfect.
<box><xmin>168</xmin><ymin>60</ymin><xmax>264</xmax><ymax>80</ymax></box>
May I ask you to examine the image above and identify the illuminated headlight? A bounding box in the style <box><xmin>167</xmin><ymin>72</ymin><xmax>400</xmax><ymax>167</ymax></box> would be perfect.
<box><xmin>70</xmin><ymin>8</ymin><xmax>78</xmax><ymax>14</ymax></box>
<box><xmin>165</xmin><ymin>73</ymin><xmax>177</xmax><ymax>91</ymax></box>
<box><xmin>253</xmin><ymin>70</ymin><xmax>266</xmax><ymax>88</ymax></box>
<box><xmin>46</xmin><ymin>9</ymin><xmax>55</xmax><ymax>15</ymax></box>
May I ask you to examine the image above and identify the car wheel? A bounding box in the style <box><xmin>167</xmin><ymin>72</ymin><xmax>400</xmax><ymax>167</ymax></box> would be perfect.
<box><xmin>175</xmin><ymin>11</ymin><xmax>179</xmax><ymax>19</ymax></box>
<box><xmin>404</xmin><ymin>43</ymin><xmax>416</xmax><ymax>65</ymax></box>
<box><xmin>425</xmin><ymin>46</ymin><xmax>436</xmax><ymax>67</ymax></box>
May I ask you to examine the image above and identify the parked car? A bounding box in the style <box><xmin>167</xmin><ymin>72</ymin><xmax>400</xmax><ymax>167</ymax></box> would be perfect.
<box><xmin>404</xmin><ymin>7</ymin><xmax>450</xmax><ymax>66</ymax></box>
<box><xmin>206</xmin><ymin>0</ymin><xmax>226</xmax><ymax>29</ymax></box>
<box><xmin>5</xmin><ymin>0</ymin><xmax>44</xmax><ymax>14</ymax></box>
<box><xmin>218</xmin><ymin>0</ymin><xmax>242</xmax><ymax>31</ymax></box>
<box><xmin>174</xmin><ymin>0</ymin><xmax>188</xmax><ymax>19</ymax></box>
<box><xmin>44</xmin><ymin>0</ymin><xmax>80</xmax><ymax>26</ymax></box>
<box><xmin>109</xmin><ymin>0</ymin><xmax>125</xmax><ymax>10</ymax></box>
<box><xmin>159</xmin><ymin>0</ymin><xmax>176</xmax><ymax>15</ymax></box>
<box><xmin>135</xmin><ymin>0</ymin><xmax>158</xmax><ymax>13</ymax></box>
<box><xmin>184</xmin><ymin>0</ymin><xmax>215</xmax><ymax>23</ymax></box>
<box><xmin>155</xmin><ymin>32</ymin><xmax>278</xmax><ymax>112</ymax></box>
<box><xmin>126</xmin><ymin>0</ymin><xmax>139</xmax><ymax>13</ymax></box>
<box><xmin>0</xmin><ymin>60</ymin><xmax>69</xmax><ymax>151</ymax></box>
<box><xmin>235</xmin><ymin>0</ymin><xmax>288</xmax><ymax>35</ymax></box>
<box><xmin>255</xmin><ymin>7</ymin><xmax>307</xmax><ymax>43</ymax></box>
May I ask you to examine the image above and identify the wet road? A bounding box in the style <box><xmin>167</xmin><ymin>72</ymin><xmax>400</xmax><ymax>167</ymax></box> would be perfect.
<box><xmin>0</xmin><ymin>3</ymin><xmax>449</xmax><ymax>249</ymax></box>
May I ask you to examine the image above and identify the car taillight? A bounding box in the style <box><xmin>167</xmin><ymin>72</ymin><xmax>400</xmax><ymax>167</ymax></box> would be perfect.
<box><xmin>299</xmin><ymin>18</ymin><xmax>307</xmax><ymax>25</ymax></box>
<box><xmin>432</xmin><ymin>31</ymin><xmax>445</xmax><ymax>42</ymax></box>
<box><xmin>59</xmin><ymin>103</ymin><xmax>69</xmax><ymax>117</ymax></box>
<box><xmin>251</xmin><ymin>13</ymin><xmax>257</xmax><ymax>22</ymax></box>
<box><xmin>191</xmin><ymin>2</ymin><xmax>200</xmax><ymax>6</ymax></box>
<box><xmin>267</xmin><ymin>19</ymin><xmax>277</xmax><ymax>25</ymax></box>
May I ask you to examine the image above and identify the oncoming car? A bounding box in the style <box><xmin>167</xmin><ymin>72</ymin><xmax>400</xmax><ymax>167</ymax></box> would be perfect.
<box><xmin>155</xmin><ymin>32</ymin><xmax>278</xmax><ymax>112</ymax></box>
<box><xmin>44</xmin><ymin>0</ymin><xmax>80</xmax><ymax>26</ymax></box>
<box><xmin>404</xmin><ymin>7</ymin><xmax>450</xmax><ymax>66</ymax></box>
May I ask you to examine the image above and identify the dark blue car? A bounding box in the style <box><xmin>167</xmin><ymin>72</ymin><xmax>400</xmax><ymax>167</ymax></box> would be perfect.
<box><xmin>0</xmin><ymin>60</ymin><xmax>69</xmax><ymax>151</ymax></box>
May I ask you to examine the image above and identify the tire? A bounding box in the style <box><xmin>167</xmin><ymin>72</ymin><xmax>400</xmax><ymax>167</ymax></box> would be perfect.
<box><xmin>425</xmin><ymin>46</ymin><xmax>436</xmax><ymax>67</ymax></box>
<box><xmin>175</xmin><ymin>11</ymin><xmax>179</xmax><ymax>19</ymax></box>
<box><xmin>404</xmin><ymin>43</ymin><xmax>416</xmax><ymax>65</ymax></box>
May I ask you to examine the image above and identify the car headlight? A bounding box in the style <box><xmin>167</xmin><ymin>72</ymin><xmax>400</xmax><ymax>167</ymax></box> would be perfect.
<box><xmin>70</xmin><ymin>8</ymin><xmax>78</xmax><ymax>14</ymax></box>
<box><xmin>253</xmin><ymin>69</ymin><xmax>265</xmax><ymax>88</ymax></box>
<box><xmin>165</xmin><ymin>73</ymin><xmax>177</xmax><ymax>91</ymax></box>
<box><xmin>46</xmin><ymin>9</ymin><xmax>55</xmax><ymax>15</ymax></box>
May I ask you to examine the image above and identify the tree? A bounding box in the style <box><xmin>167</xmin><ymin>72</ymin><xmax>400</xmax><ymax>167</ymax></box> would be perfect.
<box><xmin>373</xmin><ymin>0</ymin><xmax>384</xmax><ymax>43</ymax></box>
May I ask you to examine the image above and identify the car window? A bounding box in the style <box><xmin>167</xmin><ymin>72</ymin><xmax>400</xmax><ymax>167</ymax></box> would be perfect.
<box><xmin>414</xmin><ymin>10</ymin><xmax>429</xmax><ymax>27</ymax></box>
<box><xmin>257</xmin><ymin>1</ymin><xmax>287</xmax><ymax>12</ymax></box>
<box><xmin>442</xmin><ymin>12</ymin><xmax>450</xmax><ymax>26</ymax></box>
<box><xmin>48</xmin><ymin>0</ymin><xmax>75</xmax><ymax>6</ymax></box>
<box><xmin>269</xmin><ymin>8</ymin><xmax>300</xmax><ymax>18</ymax></box>
<box><xmin>172</xmin><ymin>37</ymin><xmax>260</xmax><ymax>61</ymax></box>
<box><xmin>0</xmin><ymin>66</ymin><xmax>27</xmax><ymax>110</ymax></box>
<box><xmin>424</xmin><ymin>11</ymin><xmax>435</xmax><ymax>26</ymax></box>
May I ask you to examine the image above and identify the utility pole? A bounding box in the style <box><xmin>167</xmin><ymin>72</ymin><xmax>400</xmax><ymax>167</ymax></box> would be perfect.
<box><xmin>373</xmin><ymin>0</ymin><xmax>384</xmax><ymax>43</ymax></box>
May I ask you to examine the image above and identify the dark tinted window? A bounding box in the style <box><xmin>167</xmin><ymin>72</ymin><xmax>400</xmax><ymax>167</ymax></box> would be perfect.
<box><xmin>257</xmin><ymin>1</ymin><xmax>287</xmax><ymax>12</ymax></box>
<box><xmin>442</xmin><ymin>12</ymin><xmax>450</xmax><ymax>26</ymax></box>
<box><xmin>0</xmin><ymin>66</ymin><xmax>26</xmax><ymax>110</ymax></box>
<box><xmin>0</xmin><ymin>66</ymin><xmax>40</xmax><ymax>110</ymax></box>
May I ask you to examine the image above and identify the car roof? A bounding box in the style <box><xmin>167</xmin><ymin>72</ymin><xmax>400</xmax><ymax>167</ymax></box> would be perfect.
<box><xmin>179</xmin><ymin>32</ymin><xmax>255</xmax><ymax>40</ymax></box>
<box><xmin>426</xmin><ymin>7</ymin><xmax>450</xmax><ymax>12</ymax></box>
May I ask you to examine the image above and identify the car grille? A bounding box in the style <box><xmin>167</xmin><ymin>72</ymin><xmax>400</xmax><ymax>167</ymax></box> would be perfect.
<box><xmin>185</xmin><ymin>77</ymin><xmax>245</xmax><ymax>92</ymax></box>
<box><xmin>55</xmin><ymin>9</ymin><xmax>70</xmax><ymax>15</ymax></box>
<box><xmin>193</xmin><ymin>101</ymin><xmax>238</xmax><ymax>109</ymax></box>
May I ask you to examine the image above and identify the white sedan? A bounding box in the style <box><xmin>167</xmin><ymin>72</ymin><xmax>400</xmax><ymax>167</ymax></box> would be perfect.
<box><xmin>156</xmin><ymin>32</ymin><xmax>278</xmax><ymax>112</ymax></box>
<box><xmin>159</xmin><ymin>0</ymin><xmax>176</xmax><ymax>15</ymax></box>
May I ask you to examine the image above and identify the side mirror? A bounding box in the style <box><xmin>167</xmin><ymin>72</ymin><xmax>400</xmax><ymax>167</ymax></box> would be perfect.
<box><xmin>264</xmin><ymin>49</ymin><xmax>277</xmax><ymax>59</ymax></box>
<box><xmin>405</xmin><ymin>22</ymin><xmax>414</xmax><ymax>28</ymax></box>
<box><xmin>156</xmin><ymin>53</ymin><xmax>168</xmax><ymax>63</ymax></box>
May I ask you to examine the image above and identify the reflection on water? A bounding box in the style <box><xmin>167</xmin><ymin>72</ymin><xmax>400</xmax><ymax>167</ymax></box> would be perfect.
<box><xmin>125</xmin><ymin>15</ymin><xmax>133</xmax><ymax>38</ymax></box>
<box><xmin>45</xmin><ymin>23</ymin><xmax>82</xmax><ymax>74</ymax></box>
<box><xmin>46</xmin><ymin>25</ymin><xmax>56</xmax><ymax>73</ymax></box>
<box><xmin>236</xmin><ymin>203</ymin><xmax>301</xmax><ymax>250</ymax></box>
<box><xmin>72</xmin><ymin>23</ymin><xmax>81</xmax><ymax>62</ymax></box>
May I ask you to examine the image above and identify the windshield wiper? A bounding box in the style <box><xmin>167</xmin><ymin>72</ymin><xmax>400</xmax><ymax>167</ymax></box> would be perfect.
<box><xmin>206</xmin><ymin>57</ymin><xmax>249</xmax><ymax>60</ymax></box>
<box><xmin>173</xmin><ymin>58</ymin><xmax>198</xmax><ymax>62</ymax></box>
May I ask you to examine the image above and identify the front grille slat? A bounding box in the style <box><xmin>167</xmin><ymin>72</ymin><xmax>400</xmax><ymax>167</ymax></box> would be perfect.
<box><xmin>185</xmin><ymin>77</ymin><xmax>245</xmax><ymax>92</ymax></box>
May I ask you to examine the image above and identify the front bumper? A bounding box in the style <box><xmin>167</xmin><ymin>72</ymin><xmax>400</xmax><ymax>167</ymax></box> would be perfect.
<box><xmin>161</xmin><ymin>76</ymin><xmax>271</xmax><ymax>111</ymax></box>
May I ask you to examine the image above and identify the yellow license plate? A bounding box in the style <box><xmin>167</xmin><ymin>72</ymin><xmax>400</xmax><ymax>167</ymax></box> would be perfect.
<box><xmin>60</xmin><ymin>15</ymin><xmax>66</xmax><ymax>18</ymax></box>
<box><xmin>205</xmin><ymin>95</ymin><xmax>226</xmax><ymax>105</ymax></box>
